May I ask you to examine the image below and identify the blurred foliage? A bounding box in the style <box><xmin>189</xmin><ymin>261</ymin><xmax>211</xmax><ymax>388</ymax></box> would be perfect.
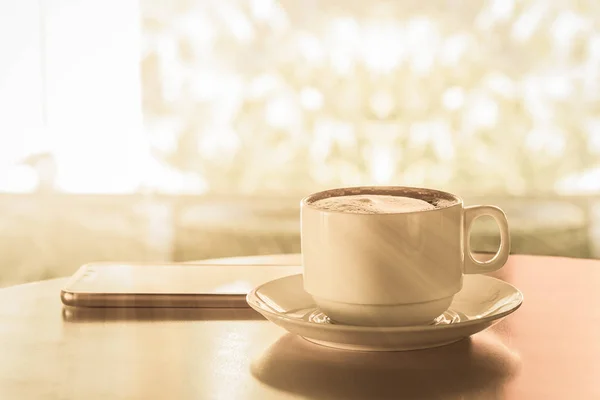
<box><xmin>141</xmin><ymin>0</ymin><xmax>600</xmax><ymax>196</ymax></box>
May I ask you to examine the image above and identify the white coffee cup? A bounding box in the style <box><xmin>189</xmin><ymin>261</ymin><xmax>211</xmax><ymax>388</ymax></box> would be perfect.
<box><xmin>301</xmin><ymin>186</ymin><xmax>510</xmax><ymax>327</ymax></box>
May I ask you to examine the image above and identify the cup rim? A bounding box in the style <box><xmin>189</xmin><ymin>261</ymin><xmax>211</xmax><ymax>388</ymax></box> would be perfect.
<box><xmin>301</xmin><ymin>186</ymin><xmax>463</xmax><ymax>215</ymax></box>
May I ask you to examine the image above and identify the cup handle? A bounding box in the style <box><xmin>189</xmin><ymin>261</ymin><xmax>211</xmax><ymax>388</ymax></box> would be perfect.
<box><xmin>464</xmin><ymin>205</ymin><xmax>510</xmax><ymax>274</ymax></box>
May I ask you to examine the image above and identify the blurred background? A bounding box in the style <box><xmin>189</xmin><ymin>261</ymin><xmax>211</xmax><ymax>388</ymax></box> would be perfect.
<box><xmin>1</xmin><ymin>0</ymin><xmax>600</xmax><ymax>286</ymax></box>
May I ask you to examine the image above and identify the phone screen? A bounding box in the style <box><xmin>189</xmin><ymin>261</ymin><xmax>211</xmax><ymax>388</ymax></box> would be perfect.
<box><xmin>64</xmin><ymin>263</ymin><xmax>303</xmax><ymax>295</ymax></box>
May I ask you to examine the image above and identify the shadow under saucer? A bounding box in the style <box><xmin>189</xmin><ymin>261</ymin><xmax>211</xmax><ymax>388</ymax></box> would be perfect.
<box><xmin>251</xmin><ymin>332</ymin><xmax>521</xmax><ymax>400</ymax></box>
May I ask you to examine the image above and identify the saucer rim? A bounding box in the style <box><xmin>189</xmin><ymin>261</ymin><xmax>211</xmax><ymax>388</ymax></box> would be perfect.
<box><xmin>246</xmin><ymin>274</ymin><xmax>523</xmax><ymax>333</ymax></box>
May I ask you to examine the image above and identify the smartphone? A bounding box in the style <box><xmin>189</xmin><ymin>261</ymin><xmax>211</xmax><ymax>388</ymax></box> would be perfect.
<box><xmin>60</xmin><ymin>262</ymin><xmax>302</xmax><ymax>308</ymax></box>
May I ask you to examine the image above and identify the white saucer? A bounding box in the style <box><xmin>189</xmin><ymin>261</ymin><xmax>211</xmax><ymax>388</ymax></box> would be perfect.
<box><xmin>247</xmin><ymin>274</ymin><xmax>523</xmax><ymax>351</ymax></box>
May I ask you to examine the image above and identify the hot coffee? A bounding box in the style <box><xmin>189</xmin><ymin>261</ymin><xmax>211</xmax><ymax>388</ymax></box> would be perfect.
<box><xmin>311</xmin><ymin>194</ymin><xmax>435</xmax><ymax>214</ymax></box>
<box><xmin>301</xmin><ymin>186</ymin><xmax>511</xmax><ymax>327</ymax></box>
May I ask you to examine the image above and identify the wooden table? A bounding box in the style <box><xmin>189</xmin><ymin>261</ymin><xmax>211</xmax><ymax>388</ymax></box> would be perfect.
<box><xmin>0</xmin><ymin>255</ymin><xmax>599</xmax><ymax>399</ymax></box>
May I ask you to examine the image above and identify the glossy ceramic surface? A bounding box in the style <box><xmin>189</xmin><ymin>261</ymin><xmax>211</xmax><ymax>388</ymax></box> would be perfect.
<box><xmin>300</xmin><ymin>186</ymin><xmax>510</xmax><ymax>326</ymax></box>
<box><xmin>247</xmin><ymin>274</ymin><xmax>523</xmax><ymax>351</ymax></box>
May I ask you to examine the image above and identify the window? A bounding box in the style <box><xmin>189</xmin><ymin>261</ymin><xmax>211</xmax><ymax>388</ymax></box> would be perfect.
<box><xmin>1</xmin><ymin>0</ymin><xmax>598</xmax><ymax>286</ymax></box>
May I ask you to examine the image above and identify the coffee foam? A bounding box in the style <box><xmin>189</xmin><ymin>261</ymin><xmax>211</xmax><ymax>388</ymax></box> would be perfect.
<box><xmin>311</xmin><ymin>194</ymin><xmax>437</xmax><ymax>214</ymax></box>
